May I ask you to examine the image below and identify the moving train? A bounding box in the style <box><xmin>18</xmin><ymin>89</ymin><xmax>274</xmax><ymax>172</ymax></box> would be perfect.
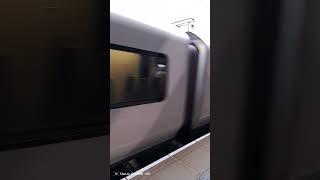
<box><xmin>110</xmin><ymin>13</ymin><xmax>211</xmax><ymax>166</ymax></box>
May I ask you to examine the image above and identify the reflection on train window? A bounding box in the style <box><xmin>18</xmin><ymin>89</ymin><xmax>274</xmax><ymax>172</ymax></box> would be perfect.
<box><xmin>110</xmin><ymin>44</ymin><xmax>167</xmax><ymax>108</ymax></box>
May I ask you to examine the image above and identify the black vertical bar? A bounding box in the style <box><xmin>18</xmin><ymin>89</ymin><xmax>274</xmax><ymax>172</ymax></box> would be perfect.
<box><xmin>242</xmin><ymin>0</ymin><xmax>283</xmax><ymax>179</ymax></box>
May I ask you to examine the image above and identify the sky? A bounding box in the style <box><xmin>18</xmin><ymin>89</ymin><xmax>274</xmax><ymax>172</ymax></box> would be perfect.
<box><xmin>110</xmin><ymin>0</ymin><xmax>210</xmax><ymax>46</ymax></box>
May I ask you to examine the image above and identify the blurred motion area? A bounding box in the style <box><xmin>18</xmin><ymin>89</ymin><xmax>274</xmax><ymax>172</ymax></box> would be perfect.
<box><xmin>110</xmin><ymin>0</ymin><xmax>210</xmax><ymax>179</ymax></box>
<box><xmin>0</xmin><ymin>0</ymin><xmax>106</xmax><ymax>180</ymax></box>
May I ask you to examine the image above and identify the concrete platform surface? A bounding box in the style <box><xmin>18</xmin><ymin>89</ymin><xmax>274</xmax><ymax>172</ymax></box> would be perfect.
<box><xmin>123</xmin><ymin>133</ymin><xmax>210</xmax><ymax>180</ymax></box>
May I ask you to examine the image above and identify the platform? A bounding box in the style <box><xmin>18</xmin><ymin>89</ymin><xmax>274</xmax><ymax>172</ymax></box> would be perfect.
<box><xmin>122</xmin><ymin>133</ymin><xmax>210</xmax><ymax>180</ymax></box>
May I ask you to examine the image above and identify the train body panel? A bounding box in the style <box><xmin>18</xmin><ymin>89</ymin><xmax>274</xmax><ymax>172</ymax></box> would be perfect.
<box><xmin>186</xmin><ymin>32</ymin><xmax>211</xmax><ymax>130</ymax></box>
<box><xmin>110</xmin><ymin>13</ymin><xmax>190</xmax><ymax>164</ymax></box>
<box><xmin>194</xmin><ymin>50</ymin><xmax>210</xmax><ymax>129</ymax></box>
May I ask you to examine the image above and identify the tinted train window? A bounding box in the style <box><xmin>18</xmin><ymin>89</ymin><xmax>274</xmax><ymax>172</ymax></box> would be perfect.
<box><xmin>110</xmin><ymin>44</ymin><xmax>167</xmax><ymax>108</ymax></box>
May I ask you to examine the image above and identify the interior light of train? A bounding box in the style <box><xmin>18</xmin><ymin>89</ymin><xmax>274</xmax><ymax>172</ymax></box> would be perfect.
<box><xmin>157</xmin><ymin>64</ymin><xmax>166</xmax><ymax>68</ymax></box>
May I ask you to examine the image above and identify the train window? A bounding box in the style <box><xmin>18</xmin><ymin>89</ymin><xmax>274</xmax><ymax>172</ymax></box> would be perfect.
<box><xmin>110</xmin><ymin>44</ymin><xmax>167</xmax><ymax>108</ymax></box>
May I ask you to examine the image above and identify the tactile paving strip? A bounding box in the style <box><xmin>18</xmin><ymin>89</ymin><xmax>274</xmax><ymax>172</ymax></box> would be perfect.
<box><xmin>199</xmin><ymin>169</ymin><xmax>210</xmax><ymax>180</ymax></box>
